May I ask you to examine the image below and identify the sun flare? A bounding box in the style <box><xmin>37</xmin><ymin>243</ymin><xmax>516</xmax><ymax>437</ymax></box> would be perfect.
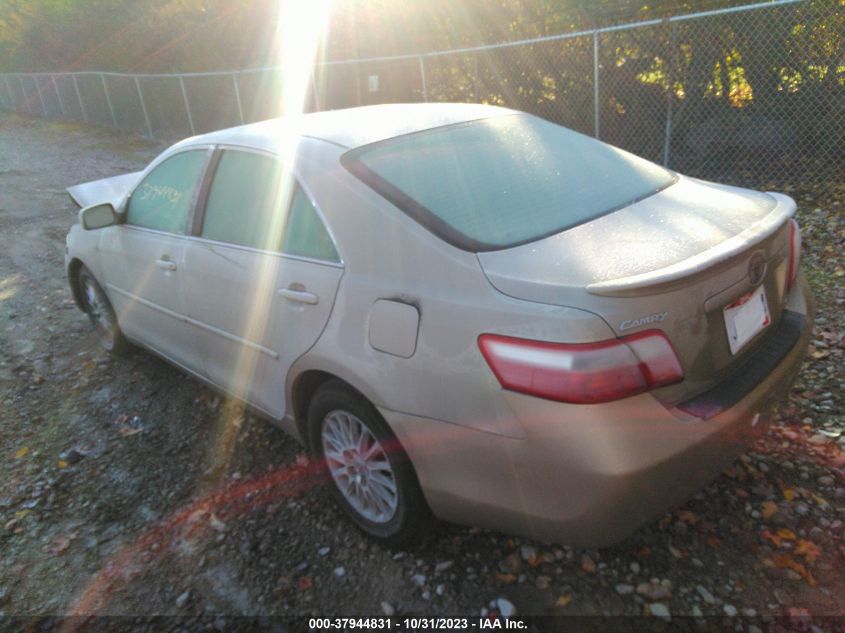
<box><xmin>278</xmin><ymin>0</ymin><xmax>333</xmax><ymax>117</ymax></box>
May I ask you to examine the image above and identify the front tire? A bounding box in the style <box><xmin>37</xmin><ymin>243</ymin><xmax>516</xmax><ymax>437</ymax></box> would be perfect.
<box><xmin>77</xmin><ymin>266</ymin><xmax>130</xmax><ymax>355</ymax></box>
<box><xmin>308</xmin><ymin>380</ymin><xmax>432</xmax><ymax>546</ymax></box>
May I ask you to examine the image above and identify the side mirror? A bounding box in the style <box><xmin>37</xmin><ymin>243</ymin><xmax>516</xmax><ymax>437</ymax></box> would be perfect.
<box><xmin>79</xmin><ymin>202</ymin><xmax>118</xmax><ymax>230</ymax></box>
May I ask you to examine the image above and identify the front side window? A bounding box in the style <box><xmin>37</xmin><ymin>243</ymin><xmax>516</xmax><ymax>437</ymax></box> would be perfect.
<box><xmin>201</xmin><ymin>150</ymin><xmax>286</xmax><ymax>251</ymax></box>
<box><xmin>127</xmin><ymin>150</ymin><xmax>208</xmax><ymax>233</ymax></box>
<box><xmin>343</xmin><ymin>113</ymin><xmax>677</xmax><ymax>251</ymax></box>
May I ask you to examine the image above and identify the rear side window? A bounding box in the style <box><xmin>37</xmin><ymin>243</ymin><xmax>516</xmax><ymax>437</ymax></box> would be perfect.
<box><xmin>343</xmin><ymin>113</ymin><xmax>676</xmax><ymax>251</ymax></box>
<box><xmin>200</xmin><ymin>150</ymin><xmax>339</xmax><ymax>261</ymax></box>
<box><xmin>127</xmin><ymin>150</ymin><xmax>207</xmax><ymax>233</ymax></box>
<box><xmin>201</xmin><ymin>150</ymin><xmax>286</xmax><ymax>251</ymax></box>
<box><xmin>282</xmin><ymin>188</ymin><xmax>340</xmax><ymax>262</ymax></box>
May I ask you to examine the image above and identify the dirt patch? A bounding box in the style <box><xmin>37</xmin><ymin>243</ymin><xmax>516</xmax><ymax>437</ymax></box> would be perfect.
<box><xmin>1</xmin><ymin>112</ymin><xmax>843</xmax><ymax>622</ymax></box>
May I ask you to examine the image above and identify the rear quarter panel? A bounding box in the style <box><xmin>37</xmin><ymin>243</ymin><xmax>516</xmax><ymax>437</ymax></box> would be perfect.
<box><xmin>288</xmin><ymin>150</ymin><xmax>616</xmax><ymax>439</ymax></box>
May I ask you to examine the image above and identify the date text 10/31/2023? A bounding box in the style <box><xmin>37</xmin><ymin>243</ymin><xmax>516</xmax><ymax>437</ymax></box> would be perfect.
<box><xmin>308</xmin><ymin>617</ymin><xmax>528</xmax><ymax>630</ymax></box>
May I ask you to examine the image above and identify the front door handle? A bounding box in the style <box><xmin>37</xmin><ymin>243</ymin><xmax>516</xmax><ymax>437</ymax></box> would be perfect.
<box><xmin>278</xmin><ymin>286</ymin><xmax>318</xmax><ymax>305</ymax></box>
<box><xmin>155</xmin><ymin>258</ymin><xmax>177</xmax><ymax>272</ymax></box>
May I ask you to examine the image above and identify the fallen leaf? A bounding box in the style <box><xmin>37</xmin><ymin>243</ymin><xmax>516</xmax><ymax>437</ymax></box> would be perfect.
<box><xmin>47</xmin><ymin>534</ymin><xmax>71</xmax><ymax>555</ymax></box>
<box><xmin>771</xmin><ymin>553</ymin><xmax>817</xmax><ymax>586</ymax></box>
<box><xmin>57</xmin><ymin>460</ymin><xmax>68</xmax><ymax>469</ymax></box>
<box><xmin>676</xmin><ymin>510</ymin><xmax>697</xmax><ymax>525</ymax></box>
<box><xmin>495</xmin><ymin>573</ymin><xmax>517</xmax><ymax>584</ymax></box>
<box><xmin>782</xmin><ymin>487</ymin><xmax>796</xmax><ymax>502</ymax></box>
<box><xmin>761</xmin><ymin>501</ymin><xmax>779</xmax><ymax>519</ymax></box>
<box><xmin>811</xmin><ymin>493</ymin><xmax>829</xmax><ymax>508</ymax></box>
<box><xmin>14</xmin><ymin>447</ymin><xmax>29</xmax><ymax>459</ymax></box>
<box><xmin>762</xmin><ymin>529</ymin><xmax>782</xmax><ymax>546</ymax></box>
<box><xmin>556</xmin><ymin>594</ymin><xmax>572</xmax><ymax>607</ymax></box>
<box><xmin>778</xmin><ymin>528</ymin><xmax>796</xmax><ymax>541</ymax></box>
<box><xmin>114</xmin><ymin>414</ymin><xmax>145</xmax><ymax>437</ymax></box>
<box><xmin>297</xmin><ymin>576</ymin><xmax>313</xmax><ymax>591</ymax></box>
<box><xmin>795</xmin><ymin>540</ymin><xmax>821</xmax><ymax>563</ymax></box>
<box><xmin>723</xmin><ymin>466</ymin><xmax>743</xmax><ymax>480</ymax></box>
<box><xmin>706</xmin><ymin>536</ymin><xmax>721</xmax><ymax>549</ymax></box>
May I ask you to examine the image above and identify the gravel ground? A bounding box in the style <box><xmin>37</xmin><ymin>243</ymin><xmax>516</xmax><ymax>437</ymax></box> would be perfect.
<box><xmin>1</xmin><ymin>112</ymin><xmax>844</xmax><ymax>624</ymax></box>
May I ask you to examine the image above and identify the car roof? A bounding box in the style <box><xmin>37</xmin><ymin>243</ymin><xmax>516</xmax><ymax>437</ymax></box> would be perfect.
<box><xmin>180</xmin><ymin>102</ymin><xmax>517</xmax><ymax>153</ymax></box>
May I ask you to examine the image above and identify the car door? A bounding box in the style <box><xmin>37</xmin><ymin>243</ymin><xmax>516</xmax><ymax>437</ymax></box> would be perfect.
<box><xmin>98</xmin><ymin>147</ymin><xmax>211</xmax><ymax>373</ymax></box>
<box><xmin>181</xmin><ymin>147</ymin><xmax>344</xmax><ymax>418</ymax></box>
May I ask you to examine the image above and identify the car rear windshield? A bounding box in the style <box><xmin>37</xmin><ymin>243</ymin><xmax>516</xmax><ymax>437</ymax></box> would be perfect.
<box><xmin>342</xmin><ymin>113</ymin><xmax>676</xmax><ymax>251</ymax></box>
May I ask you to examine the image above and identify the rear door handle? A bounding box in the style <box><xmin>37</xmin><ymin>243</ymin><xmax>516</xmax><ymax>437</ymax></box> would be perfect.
<box><xmin>155</xmin><ymin>258</ymin><xmax>177</xmax><ymax>272</ymax></box>
<box><xmin>278</xmin><ymin>287</ymin><xmax>319</xmax><ymax>305</ymax></box>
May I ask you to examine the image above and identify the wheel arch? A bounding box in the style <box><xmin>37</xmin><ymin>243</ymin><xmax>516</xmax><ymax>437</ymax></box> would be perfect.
<box><xmin>67</xmin><ymin>257</ymin><xmax>86</xmax><ymax>310</ymax></box>
<box><xmin>291</xmin><ymin>369</ymin><xmax>374</xmax><ymax>447</ymax></box>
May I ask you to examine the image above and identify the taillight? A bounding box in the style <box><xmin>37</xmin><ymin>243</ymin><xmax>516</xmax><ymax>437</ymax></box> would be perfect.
<box><xmin>786</xmin><ymin>218</ymin><xmax>802</xmax><ymax>291</ymax></box>
<box><xmin>478</xmin><ymin>330</ymin><xmax>683</xmax><ymax>404</ymax></box>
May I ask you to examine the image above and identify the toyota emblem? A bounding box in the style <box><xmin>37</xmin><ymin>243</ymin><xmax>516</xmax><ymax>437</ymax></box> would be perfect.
<box><xmin>748</xmin><ymin>251</ymin><xmax>767</xmax><ymax>286</ymax></box>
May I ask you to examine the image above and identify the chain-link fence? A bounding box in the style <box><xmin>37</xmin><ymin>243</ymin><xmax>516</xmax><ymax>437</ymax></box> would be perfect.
<box><xmin>1</xmin><ymin>0</ymin><xmax>842</xmax><ymax>187</ymax></box>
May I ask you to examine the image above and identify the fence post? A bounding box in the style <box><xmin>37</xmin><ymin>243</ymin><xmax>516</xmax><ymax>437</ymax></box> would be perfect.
<box><xmin>310</xmin><ymin>69</ymin><xmax>320</xmax><ymax>112</ymax></box>
<box><xmin>51</xmin><ymin>74</ymin><xmax>67</xmax><ymax>119</ymax></box>
<box><xmin>472</xmin><ymin>55</ymin><xmax>482</xmax><ymax>100</ymax></box>
<box><xmin>3</xmin><ymin>76</ymin><xmax>15</xmax><ymax>110</ymax></box>
<box><xmin>33</xmin><ymin>76</ymin><xmax>48</xmax><ymax>117</ymax></box>
<box><xmin>593</xmin><ymin>31</ymin><xmax>600</xmax><ymax>139</ymax></box>
<box><xmin>232</xmin><ymin>73</ymin><xmax>245</xmax><ymax>125</ymax></box>
<box><xmin>134</xmin><ymin>77</ymin><xmax>154</xmax><ymax>139</ymax></box>
<box><xmin>179</xmin><ymin>76</ymin><xmax>196</xmax><ymax>136</ymax></box>
<box><xmin>662</xmin><ymin>21</ymin><xmax>676</xmax><ymax>167</ymax></box>
<box><xmin>72</xmin><ymin>74</ymin><xmax>89</xmax><ymax>123</ymax></box>
<box><xmin>17</xmin><ymin>75</ymin><xmax>32</xmax><ymax>114</ymax></box>
<box><xmin>100</xmin><ymin>73</ymin><xmax>118</xmax><ymax>128</ymax></box>
<box><xmin>418</xmin><ymin>56</ymin><xmax>428</xmax><ymax>102</ymax></box>
<box><xmin>3</xmin><ymin>74</ymin><xmax>8</xmax><ymax>110</ymax></box>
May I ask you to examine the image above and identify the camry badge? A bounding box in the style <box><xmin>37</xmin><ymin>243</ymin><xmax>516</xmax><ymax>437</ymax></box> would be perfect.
<box><xmin>619</xmin><ymin>311</ymin><xmax>668</xmax><ymax>331</ymax></box>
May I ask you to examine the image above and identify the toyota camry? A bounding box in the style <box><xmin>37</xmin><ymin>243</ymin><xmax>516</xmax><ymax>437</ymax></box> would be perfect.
<box><xmin>65</xmin><ymin>103</ymin><xmax>813</xmax><ymax>546</ymax></box>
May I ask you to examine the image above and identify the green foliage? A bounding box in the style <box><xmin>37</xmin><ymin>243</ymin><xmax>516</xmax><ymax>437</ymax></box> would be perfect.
<box><xmin>2</xmin><ymin>0</ymin><xmax>839</xmax><ymax>73</ymax></box>
<box><xmin>1</xmin><ymin>0</ymin><xmax>842</xmax><ymax>171</ymax></box>
<box><xmin>0</xmin><ymin>0</ymin><xmax>282</xmax><ymax>72</ymax></box>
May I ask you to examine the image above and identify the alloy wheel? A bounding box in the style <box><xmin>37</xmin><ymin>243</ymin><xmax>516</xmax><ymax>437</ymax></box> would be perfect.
<box><xmin>321</xmin><ymin>409</ymin><xmax>399</xmax><ymax>523</ymax></box>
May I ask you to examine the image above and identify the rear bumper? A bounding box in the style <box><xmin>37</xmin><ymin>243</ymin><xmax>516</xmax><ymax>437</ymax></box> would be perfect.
<box><xmin>384</xmin><ymin>275</ymin><xmax>814</xmax><ymax>546</ymax></box>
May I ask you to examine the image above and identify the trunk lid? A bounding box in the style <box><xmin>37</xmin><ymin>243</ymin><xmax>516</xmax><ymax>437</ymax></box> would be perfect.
<box><xmin>477</xmin><ymin>176</ymin><xmax>796</xmax><ymax>405</ymax></box>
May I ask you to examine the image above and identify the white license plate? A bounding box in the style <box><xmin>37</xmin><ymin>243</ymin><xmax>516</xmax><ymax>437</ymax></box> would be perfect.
<box><xmin>723</xmin><ymin>285</ymin><xmax>771</xmax><ymax>355</ymax></box>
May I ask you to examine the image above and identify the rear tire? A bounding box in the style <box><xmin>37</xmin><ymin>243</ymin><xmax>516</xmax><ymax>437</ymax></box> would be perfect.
<box><xmin>77</xmin><ymin>266</ymin><xmax>130</xmax><ymax>356</ymax></box>
<box><xmin>308</xmin><ymin>380</ymin><xmax>432</xmax><ymax>547</ymax></box>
